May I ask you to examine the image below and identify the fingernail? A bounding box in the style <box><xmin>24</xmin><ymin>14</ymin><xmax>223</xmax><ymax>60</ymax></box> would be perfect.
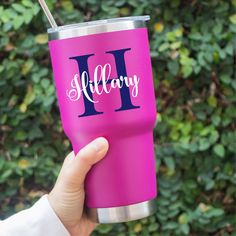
<box><xmin>92</xmin><ymin>137</ymin><xmax>108</xmax><ymax>153</ymax></box>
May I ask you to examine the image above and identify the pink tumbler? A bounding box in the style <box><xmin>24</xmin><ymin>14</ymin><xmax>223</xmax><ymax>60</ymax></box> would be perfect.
<box><xmin>48</xmin><ymin>16</ymin><xmax>157</xmax><ymax>223</ymax></box>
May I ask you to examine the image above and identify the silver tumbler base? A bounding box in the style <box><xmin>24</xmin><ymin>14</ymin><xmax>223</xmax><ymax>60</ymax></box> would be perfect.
<box><xmin>86</xmin><ymin>198</ymin><xmax>157</xmax><ymax>223</ymax></box>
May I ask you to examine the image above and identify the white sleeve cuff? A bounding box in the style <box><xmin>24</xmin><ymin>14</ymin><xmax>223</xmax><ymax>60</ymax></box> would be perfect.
<box><xmin>1</xmin><ymin>195</ymin><xmax>70</xmax><ymax>236</ymax></box>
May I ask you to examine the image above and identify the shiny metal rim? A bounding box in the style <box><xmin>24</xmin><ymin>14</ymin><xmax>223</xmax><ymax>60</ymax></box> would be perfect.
<box><xmin>86</xmin><ymin>198</ymin><xmax>157</xmax><ymax>224</ymax></box>
<box><xmin>48</xmin><ymin>15</ymin><xmax>150</xmax><ymax>41</ymax></box>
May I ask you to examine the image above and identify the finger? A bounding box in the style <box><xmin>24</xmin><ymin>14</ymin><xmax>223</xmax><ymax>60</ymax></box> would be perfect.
<box><xmin>56</xmin><ymin>151</ymin><xmax>75</xmax><ymax>183</ymax></box>
<box><xmin>64</xmin><ymin>137</ymin><xmax>109</xmax><ymax>188</ymax></box>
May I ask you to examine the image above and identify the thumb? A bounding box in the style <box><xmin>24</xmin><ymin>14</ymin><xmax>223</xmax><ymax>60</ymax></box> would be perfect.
<box><xmin>64</xmin><ymin>137</ymin><xmax>109</xmax><ymax>189</ymax></box>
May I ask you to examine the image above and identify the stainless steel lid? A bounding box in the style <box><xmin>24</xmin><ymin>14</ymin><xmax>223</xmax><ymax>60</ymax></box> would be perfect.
<box><xmin>48</xmin><ymin>15</ymin><xmax>150</xmax><ymax>41</ymax></box>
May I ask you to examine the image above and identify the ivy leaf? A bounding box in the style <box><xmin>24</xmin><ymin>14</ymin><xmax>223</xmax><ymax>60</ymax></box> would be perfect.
<box><xmin>180</xmin><ymin>224</ymin><xmax>190</xmax><ymax>235</ymax></box>
<box><xmin>164</xmin><ymin>157</ymin><xmax>175</xmax><ymax>172</ymax></box>
<box><xmin>61</xmin><ymin>0</ymin><xmax>74</xmax><ymax>11</ymax></box>
<box><xmin>213</xmin><ymin>144</ymin><xmax>225</xmax><ymax>158</ymax></box>
<box><xmin>24</xmin><ymin>10</ymin><xmax>34</xmax><ymax>24</ymax></box>
<box><xmin>199</xmin><ymin>138</ymin><xmax>211</xmax><ymax>151</ymax></box>
<box><xmin>12</xmin><ymin>4</ymin><xmax>25</xmax><ymax>13</ymax></box>
<box><xmin>220</xmin><ymin>74</ymin><xmax>231</xmax><ymax>84</ymax></box>
<box><xmin>207</xmin><ymin>95</ymin><xmax>217</xmax><ymax>107</ymax></box>
<box><xmin>229</xmin><ymin>14</ymin><xmax>236</xmax><ymax>24</ymax></box>
<box><xmin>205</xmin><ymin>208</ymin><xmax>224</xmax><ymax>218</ymax></box>
<box><xmin>159</xmin><ymin>43</ymin><xmax>169</xmax><ymax>52</ymax></box>
<box><xmin>35</xmin><ymin>34</ymin><xmax>48</xmax><ymax>44</ymax></box>
<box><xmin>167</xmin><ymin>60</ymin><xmax>179</xmax><ymax>76</ymax></box>
<box><xmin>13</xmin><ymin>16</ymin><xmax>24</xmax><ymax>29</ymax></box>
<box><xmin>182</xmin><ymin>65</ymin><xmax>192</xmax><ymax>78</ymax></box>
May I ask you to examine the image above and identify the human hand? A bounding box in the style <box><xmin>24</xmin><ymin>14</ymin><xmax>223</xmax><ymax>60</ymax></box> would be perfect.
<box><xmin>48</xmin><ymin>137</ymin><xmax>109</xmax><ymax>236</ymax></box>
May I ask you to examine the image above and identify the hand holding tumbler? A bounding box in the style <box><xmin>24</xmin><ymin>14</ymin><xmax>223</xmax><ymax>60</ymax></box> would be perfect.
<box><xmin>47</xmin><ymin>16</ymin><xmax>157</xmax><ymax>223</ymax></box>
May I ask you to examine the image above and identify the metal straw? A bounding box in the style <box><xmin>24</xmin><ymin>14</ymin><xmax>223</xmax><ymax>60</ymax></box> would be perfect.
<box><xmin>38</xmin><ymin>0</ymin><xmax>58</xmax><ymax>28</ymax></box>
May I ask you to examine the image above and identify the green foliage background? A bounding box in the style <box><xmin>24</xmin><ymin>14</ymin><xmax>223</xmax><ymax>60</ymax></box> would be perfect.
<box><xmin>0</xmin><ymin>0</ymin><xmax>236</xmax><ymax>235</ymax></box>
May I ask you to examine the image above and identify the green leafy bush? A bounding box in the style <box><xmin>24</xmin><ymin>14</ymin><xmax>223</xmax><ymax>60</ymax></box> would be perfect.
<box><xmin>0</xmin><ymin>0</ymin><xmax>235</xmax><ymax>235</ymax></box>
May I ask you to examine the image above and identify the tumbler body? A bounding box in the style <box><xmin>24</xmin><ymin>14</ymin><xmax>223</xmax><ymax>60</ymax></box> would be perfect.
<box><xmin>48</xmin><ymin>16</ymin><xmax>157</xmax><ymax>222</ymax></box>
